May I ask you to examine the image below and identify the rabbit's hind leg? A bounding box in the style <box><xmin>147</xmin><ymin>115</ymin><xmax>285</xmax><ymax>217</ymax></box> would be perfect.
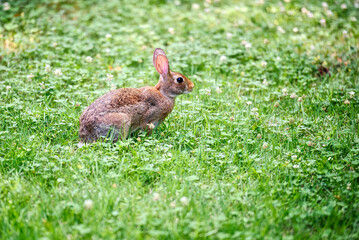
<box><xmin>95</xmin><ymin>113</ymin><xmax>131</xmax><ymax>142</ymax></box>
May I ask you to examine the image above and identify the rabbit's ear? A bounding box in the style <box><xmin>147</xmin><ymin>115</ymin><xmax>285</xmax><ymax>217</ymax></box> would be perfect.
<box><xmin>153</xmin><ymin>48</ymin><xmax>170</xmax><ymax>78</ymax></box>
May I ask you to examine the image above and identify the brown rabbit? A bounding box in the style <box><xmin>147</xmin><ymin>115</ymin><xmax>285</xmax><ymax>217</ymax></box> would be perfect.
<box><xmin>79</xmin><ymin>48</ymin><xmax>194</xmax><ymax>143</ymax></box>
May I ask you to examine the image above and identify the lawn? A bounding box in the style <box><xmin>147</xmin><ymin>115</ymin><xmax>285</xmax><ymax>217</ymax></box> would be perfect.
<box><xmin>0</xmin><ymin>0</ymin><xmax>358</xmax><ymax>239</ymax></box>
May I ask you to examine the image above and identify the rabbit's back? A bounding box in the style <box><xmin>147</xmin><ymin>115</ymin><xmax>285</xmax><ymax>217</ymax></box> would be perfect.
<box><xmin>85</xmin><ymin>88</ymin><xmax>143</xmax><ymax>112</ymax></box>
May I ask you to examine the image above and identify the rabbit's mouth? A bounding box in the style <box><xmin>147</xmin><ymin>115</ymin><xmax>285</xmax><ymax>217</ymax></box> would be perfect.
<box><xmin>184</xmin><ymin>88</ymin><xmax>193</xmax><ymax>94</ymax></box>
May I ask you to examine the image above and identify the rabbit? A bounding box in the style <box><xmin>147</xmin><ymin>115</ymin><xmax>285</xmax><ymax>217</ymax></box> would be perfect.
<box><xmin>79</xmin><ymin>48</ymin><xmax>194</xmax><ymax>143</ymax></box>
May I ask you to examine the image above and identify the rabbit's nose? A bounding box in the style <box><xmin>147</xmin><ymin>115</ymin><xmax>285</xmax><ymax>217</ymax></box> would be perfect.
<box><xmin>188</xmin><ymin>82</ymin><xmax>194</xmax><ymax>90</ymax></box>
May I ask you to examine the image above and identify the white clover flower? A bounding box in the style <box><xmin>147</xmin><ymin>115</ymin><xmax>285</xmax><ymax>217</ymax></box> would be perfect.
<box><xmin>322</xmin><ymin>2</ymin><xmax>328</xmax><ymax>8</ymax></box>
<box><xmin>180</xmin><ymin>196</ymin><xmax>189</xmax><ymax>206</ymax></box>
<box><xmin>220</xmin><ymin>55</ymin><xmax>227</xmax><ymax>62</ymax></box>
<box><xmin>290</xmin><ymin>93</ymin><xmax>297</xmax><ymax>98</ymax></box>
<box><xmin>277</xmin><ymin>26</ymin><xmax>285</xmax><ymax>34</ymax></box>
<box><xmin>226</xmin><ymin>32</ymin><xmax>233</xmax><ymax>40</ymax></box>
<box><xmin>6</xmin><ymin>86</ymin><xmax>11</xmax><ymax>91</ymax></box>
<box><xmin>3</xmin><ymin>2</ymin><xmax>10</xmax><ymax>11</ymax></box>
<box><xmin>291</xmin><ymin>155</ymin><xmax>297</xmax><ymax>160</ymax></box>
<box><xmin>351</xmin><ymin>17</ymin><xmax>357</xmax><ymax>22</ymax></box>
<box><xmin>84</xmin><ymin>199</ymin><xmax>93</xmax><ymax>209</ymax></box>
<box><xmin>45</xmin><ymin>64</ymin><xmax>51</xmax><ymax>72</ymax></box>
<box><xmin>85</xmin><ymin>56</ymin><xmax>93</xmax><ymax>63</ymax></box>
<box><xmin>106</xmin><ymin>73</ymin><xmax>114</xmax><ymax>81</ymax></box>
<box><xmin>293</xmin><ymin>164</ymin><xmax>300</xmax><ymax>169</ymax></box>
<box><xmin>261</xmin><ymin>61</ymin><xmax>267</xmax><ymax>67</ymax></box>
<box><xmin>175</xmin><ymin>0</ymin><xmax>181</xmax><ymax>6</ymax></box>
<box><xmin>169</xmin><ymin>201</ymin><xmax>176</xmax><ymax>208</ymax></box>
<box><xmin>204</xmin><ymin>8</ymin><xmax>211</xmax><ymax>13</ymax></box>
<box><xmin>262</xmin><ymin>142</ymin><xmax>268</xmax><ymax>149</ymax></box>
<box><xmin>251</xmin><ymin>108</ymin><xmax>258</xmax><ymax>112</ymax></box>
<box><xmin>106</xmin><ymin>33</ymin><xmax>112</xmax><ymax>38</ymax></box>
<box><xmin>168</xmin><ymin>27</ymin><xmax>175</xmax><ymax>35</ymax></box>
<box><xmin>282</xmin><ymin>88</ymin><xmax>288</xmax><ymax>96</ymax></box>
<box><xmin>341</xmin><ymin>4</ymin><xmax>347</xmax><ymax>9</ymax></box>
<box><xmin>344</xmin><ymin>99</ymin><xmax>350</xmax><ymax>105</ymax></box>
<box><xmin>297</xmin><ymin>97</ymin><xmax>303</xmax><ymax>102</ymax></box>
<box><xmin>27</xmin><ymin>73</ymin><xmax>34</xmax><ymax>80</ymax></box>
<box><xmin>343</xmin><ymin>30</ymin><xmax>348</xmax><ymax>38</ymax></box>
<box><xmin>241</xmin><ymin>40</ymin><xmax>252</xmax><ymax>49</ymax></box>
<box><xmin>320</xmin><ymin>19</ymin><xmax>326</xmax><ymax>26</ymax></box>
<box><xmin>326</xmin><ymin>10</ymin><xmax>333</xmax><ymax>16</ymax></box>
<box><xmin>192</xmin><ymin>3</ymin><xmax>200</xmax><ymax>9</ymax></box>
<box><xmin>301</xmin><ymin>8</ymin><xmax>313</xmax><ymax>18</ymax></box>
<box><xmin>205</xmin><ymin>89</ymin><xmax>211</xmax><ymax>96</ymax></box>
<box><xmin>349</xmin><ymin>91</ymin><xmax>355</xmax><ymax>98</ymax></box>
<box><xmin>263</xmin><ymin>39</ymin><xmax>269</xmax><ymax>44</ymax></box>
<box><xmin>104</xmin><ymin>48</ymin><xmax>111</xmax><ymax>53</ymax></box>
<box><xmin>216</xmin><ymin>87</ymin><xmax>222</xmax><ymax>94</ymax></box>
<box><xmin>54</xmin><ymin>69</ymin><xmax>62</xmax><ymax>76</ymax></box>
<box><xmin>52</xmin><ymin>42</ymin><xmax>57</xmax><ymax>48</ymax></box>
<box><xmin>355</xmin><ymin>2</ymin><xmax>359</xmax><ymax>9</ymax></box>
<box><xmin>293</xmin><ymin>27</ymin><xmax>299</xmax><ymax>32</ymax></box>
<box><xmin>246</xmin><ymin>101</ymin><xmax>252</xmax><ymax>105</ymax></box>
<box><xmin>152</xmin><ymin>193</ymin><xmax>160</xmax><ymax>201</ymax></box>
<box><xmin>327</xmin><ymin>9</ymin><xmax>333</xmax><ymax>17</ymax></box>
<box><xmin>147</xmin><ymin>123</ymin><xmax>155</xmax><ymax>130</ymax></box>
<box><xmin>347</xmin><ymin>183</ymin><xmax>351</xmax><ymax>190</ymax></box>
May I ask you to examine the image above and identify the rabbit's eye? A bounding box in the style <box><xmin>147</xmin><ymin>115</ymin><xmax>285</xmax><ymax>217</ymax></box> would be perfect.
<box><xmin>176</xmin><ymin>77</ymin><xmax>184</xmax><ymax>83</ymax></box>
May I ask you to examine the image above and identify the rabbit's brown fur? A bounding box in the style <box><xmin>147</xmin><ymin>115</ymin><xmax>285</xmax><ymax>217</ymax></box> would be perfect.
<box><xmin>79</xmin><ymin>49</ymin><xmax>194</xmax><ymax>143</ymax></box>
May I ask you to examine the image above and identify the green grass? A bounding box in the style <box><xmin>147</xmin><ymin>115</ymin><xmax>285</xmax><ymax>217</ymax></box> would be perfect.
<box><xmin>1</xmin><ymin>0</ymin><xmax>358</xmax><ymax>239</ymax></box>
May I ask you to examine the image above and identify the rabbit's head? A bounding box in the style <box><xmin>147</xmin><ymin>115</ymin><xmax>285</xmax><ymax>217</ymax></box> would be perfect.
<box><xmin>153</xmin><ymin>48</ymin><xmax>194</xmax><ymax>98</ymax></box>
